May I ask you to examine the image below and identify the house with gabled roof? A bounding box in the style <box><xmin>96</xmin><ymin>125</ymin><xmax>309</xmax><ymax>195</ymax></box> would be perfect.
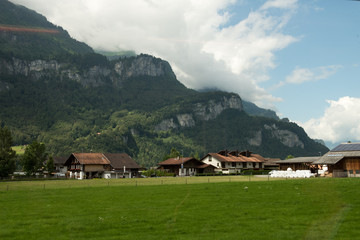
<box><xmin>103</xmin><ymin>153</ymin><xmax>141</xmax><ymax>178</ymax></box>
<box><xmin>64</xmin><ymin>153</ymin><xmax>141</xmax><ymax>179</ymax></box>
<box><xmin>201</xmin><ymin>150</ymin><xmax>265</xmax><ymax>174</ymax></box>
<box><xmin>314</xmin><ymin>142</ymin><xmax>360</xmax><ymax>177</ymax></box>
<box><xmin>158</xmin><ymin>157</ymin><xmax>215</xmax><ymax>176</ymax></box>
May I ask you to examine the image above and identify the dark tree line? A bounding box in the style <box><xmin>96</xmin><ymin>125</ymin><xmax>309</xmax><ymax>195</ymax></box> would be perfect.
<box><xmin>0</xmin><ymin>126</ymin><xmax>54</xmax><ymax>178</ymax></box>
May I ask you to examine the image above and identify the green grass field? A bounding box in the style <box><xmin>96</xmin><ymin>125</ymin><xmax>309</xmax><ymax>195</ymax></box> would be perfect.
<box><xmin>1</xmin><ymin>177</ymin><xmax>360</xmax><ymax>240</ymax></box>
<box><xmin>11</xmin><ymin>145</ymin><xmax>26</xmax><ymax>156</ymax></box>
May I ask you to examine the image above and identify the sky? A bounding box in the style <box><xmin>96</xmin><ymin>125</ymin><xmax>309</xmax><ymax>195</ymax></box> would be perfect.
<box><xmin>9</xmin><ymin>0</ymin><xmax>360</xmax><ymax>147</ymax></box>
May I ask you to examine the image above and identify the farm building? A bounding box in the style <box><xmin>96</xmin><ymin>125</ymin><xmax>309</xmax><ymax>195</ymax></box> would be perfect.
<box><xmin>263</xmin><ymin>158</ymin><xmax>280</xmax><ymax>170</ymax></box>
<box><xmin>314</xmin><ymin>142</ymin><xmax>360</xmax><ymax>177</ymax></box>
<box><xmin>103</xmin><ymin>153</ymin><xmax>141</xmax><ymax>178</ymax></box>
<box><xmin>158</xmin><ymin>157</ymin><xmax>215</xmax><ymax>176</ymax></box>
<box><xmin>201</xmin><ymin>150</ymin><xmax>265</xmax><ymax>174</ymax></box>
<box><xmin>64</xmin><ymin>153</ymin><xmax>140</xmax><ymax>179</ymax></box>
<box><xmin>53</xmin><ymin>156</ymin><xmax>67</xmax><ymax>174</ymax></box>
<box><xmin>276</xmin><ymin>157</ymin><xmax>320</xmax><ymax>172</ymax></box>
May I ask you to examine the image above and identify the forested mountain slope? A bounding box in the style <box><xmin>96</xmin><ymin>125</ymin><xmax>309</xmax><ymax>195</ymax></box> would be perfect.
<box><xmin>0</xmin><ymin>0</ymin><xmax>328</xmax><ymax>167</ymax></box>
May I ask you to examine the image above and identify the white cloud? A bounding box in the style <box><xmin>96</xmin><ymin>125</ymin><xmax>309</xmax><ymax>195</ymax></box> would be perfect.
<box><xmin>300</xmin><ymin>97</ymin><xmax>360</xmax><ymax>143</ymax></box>
<box><xmin>261</xmin><ymin>0</ymin><xmax>298</xmax><ymax>10</ymax></box>
<box><xmin>10</xmin><ymin>0</ymin><xmax>298</xmax><ymax>108</ymax></box>
<box><xmin>273</xmin><ymin>65</ymin><xmax>342</xmax><ymax>89</ymax></box>
<box><xmin>286</xmin><ymin>65</ymin><xmax>341</xmax><ymax>84</ymax></box>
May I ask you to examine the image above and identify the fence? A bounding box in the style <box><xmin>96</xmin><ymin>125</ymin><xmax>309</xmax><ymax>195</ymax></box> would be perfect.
<box><xmin>0</xmin><ymin>175</ymin><xmax>284</xmax><ymax>191</ymax></box>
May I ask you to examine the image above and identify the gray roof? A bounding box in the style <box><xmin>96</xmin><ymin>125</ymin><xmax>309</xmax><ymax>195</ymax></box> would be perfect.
<box><xmin>313</xmin><ymin>151</ymin><xmax>360</xmax><ymax>165</ymax></box>
<box><xmin>276</xmin><ymin>157</ymin><xmax>320</xmax><ymax>164</ymax></box>
<box><xmin>331</xmin><ymin>142</ymin><xmax>360</xmax><ymax>152</ymax></box>
<box><xmin>313</xmin><ymin>143</ymin><xmax>360</xmax><ymax>165</ymax></box>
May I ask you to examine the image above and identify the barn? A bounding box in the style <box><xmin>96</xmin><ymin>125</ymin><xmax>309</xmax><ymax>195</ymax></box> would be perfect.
<box><xmin>276</xmin><ymin>157</ymin><xmax>320</xmax><ymax>172</ymax></box>
<box><xmin>314</xmin><ymin>142</ymin><xmax>360</xmax><ymax>177</ymax></box>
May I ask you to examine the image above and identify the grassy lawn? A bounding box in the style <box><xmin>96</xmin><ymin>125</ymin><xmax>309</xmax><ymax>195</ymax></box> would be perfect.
<box><xmin>11</xmin><ymin>145</ymin><xmax>26</xmax><ymax>156</ymax></box>
<box><xmin>0</xmin><ymin>177</ymin><xmax>360</xmax><ymax>240</ymax></box>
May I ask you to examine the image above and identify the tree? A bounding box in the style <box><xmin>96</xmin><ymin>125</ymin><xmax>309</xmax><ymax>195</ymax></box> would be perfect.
<box><xmin>162</xmin><ymin>147</ymin><xmax>181</xmax><ymax>161</ymax></box>
<box><xmin>22</xmin><ymin>141</ymin><xmax>48</xmax><ymax>176</ymax></box>
<box><xmin>45</xmin><ymin>155</ymin><xmax>55</xmax><ymax>175</ymax></box>
<box><xmin>0</xmin><ymin>126</ymin><xmax>16</xmax><ymax>179</ymax></box>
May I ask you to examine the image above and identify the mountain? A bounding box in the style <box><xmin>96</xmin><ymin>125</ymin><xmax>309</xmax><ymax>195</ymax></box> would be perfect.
<box><xmin>0</xmin><ymin>0</ymin><xmax>329</xmax><ymax>167</ymax></box>
<box><xmin>242</xmin><ymin>101</ymin><xmax>279</xmax><ymax>120</ymax></box>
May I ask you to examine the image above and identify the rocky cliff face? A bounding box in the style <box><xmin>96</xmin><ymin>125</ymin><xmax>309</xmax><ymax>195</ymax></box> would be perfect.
<box><xmin>247</xmin><ymin>124</ymin><xmax>305</xmax><ymax>149</ymax></box>
<box><xmin>155</xmin><ymin>95</ymin><xmax>243</xmax><ymax>131</ymax></box>
<box><xmin>114</xmin><ymin>55</ymin><xmax>174</xmax><ymax>79</ymax></box>
<box><xmin>0</xmin><ymin>54</ymin><xmax>174</xmax><ymax>88</ymax></box>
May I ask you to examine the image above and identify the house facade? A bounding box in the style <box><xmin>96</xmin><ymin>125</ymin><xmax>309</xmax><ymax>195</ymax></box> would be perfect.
<box><xmin>103</xmin><ymin>153</ymin><xmax>141</xmax><ymax>178</ymax></box>
<box><xmin>201</xmin><ymin>150</ymin><xmax>265</xmax><ymax>174</ymax></box>
<box><xmin>158</xmin><ymin>157</ymin><xmax>214</xmax><ymax>176</ymax></box>
<box><xmin>64</xmin><ymin>153</ymin><xmax>140</xmax><ymax>179</ymax></box>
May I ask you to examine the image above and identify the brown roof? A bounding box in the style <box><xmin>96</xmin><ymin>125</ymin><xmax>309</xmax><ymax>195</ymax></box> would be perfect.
<box><xmin>53</xmin><ymin>156</ymin><xmax>67</xmax><ymax>165</ymax></box>
<box><xmin>197</xmin><ymin>164</ymin><xmax>216</xmax><ymax>169</ymax></box>
<box><xmin>158</xmin><ymin>157</ymin><xmax>197</xmax><ymax>166</ymax></box>
<box><xmin>104</xmin><ymin>153</ymin><xmax>140</xmax><ymax>170</ymax></box>
<box><xmin>71</xmin><ymin>153</ymin><xmax>110</xmax><ymax>165</ymax></box>
<box><xmin>205</xmin><ymin>153</ymin><xmax>264</xmax><ymax>163</ymax></box>
<box><xmin>263</xmin><ymin>158</ymin><xmax>280</xmax><ymax>166</ymax></box>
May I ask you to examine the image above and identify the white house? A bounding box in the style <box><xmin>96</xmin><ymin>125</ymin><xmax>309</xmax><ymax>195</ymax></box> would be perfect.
<box><xmin>201</xmin><ymin>150</ymin><xmax>265</xmax><ymax>174</ymax></box>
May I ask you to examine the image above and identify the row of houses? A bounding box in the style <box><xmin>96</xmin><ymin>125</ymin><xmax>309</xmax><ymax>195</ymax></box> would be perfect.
<box><xmin>157</xmin><ymin>150</ymin><xmax>269</xmax><ymax>176</ymax></box>
<box><xmin>55</xmin><ymin>149</ymin><xmax>272</xmax><ymax>179</ymax></box>
<box><xmin>54</xmin><ymin>142</ymin><xmax>360</xmax><ymax>179</ymax></box>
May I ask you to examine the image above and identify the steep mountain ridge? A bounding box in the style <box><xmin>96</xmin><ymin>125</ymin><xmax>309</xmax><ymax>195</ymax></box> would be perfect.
<box><xmin>0</xmin><ymin>0</ymin><xmax>328</xmax><ymax>167</ymax></box>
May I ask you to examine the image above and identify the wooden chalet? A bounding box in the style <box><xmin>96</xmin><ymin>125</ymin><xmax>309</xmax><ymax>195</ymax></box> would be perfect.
<box><xmin>64</xmin><ymin>153</ymin><xmax>141</xmax><ymax>179</ymax></box>
<box><xmin>158</xmin><ymin>157</ymin><xmax>214</xmax><ymax>176</ymax></box>
<box><xmin>276</xmin><ymin>157</ymin><xmax>320</xmax><ymax>172</ymax></box>
<box><xmin>64</xmin><ymin>153</ymin><xmax>111</xmax><ymax>179</ymax></box>
<box><xmin>314</xmin><ymin>142</ymin><xmax>360</xmax><ymax>177</ymax></box>
<box><xmin>201</xmin><ymin>150</ymin><xmax>265</xmax><ymax>174</ymax></box>
<box><xmin>104</xmin><ymin>153</ymin><xmax>141</xmax><ymax>178</ymax></box>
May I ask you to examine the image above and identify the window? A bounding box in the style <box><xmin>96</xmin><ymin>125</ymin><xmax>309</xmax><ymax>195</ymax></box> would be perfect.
<box><xmin>208</xmin><ymin>156</ymin><xmax>212</xmax><ymax>162</ymax></box>
<box><xmin>243</xmin><ymin>162</ymin><xmax>247</xmax><ymax>168</ymax></box>
<box><xmin>232</xmin><ymin>162</ymin><xmax>236</xmax><ymax>167</ymax></box>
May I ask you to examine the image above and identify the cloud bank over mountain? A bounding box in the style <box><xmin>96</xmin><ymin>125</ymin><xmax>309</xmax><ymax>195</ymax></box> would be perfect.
<box><xmin>11</xmin><ymin>0</ymin><xmax>299</xmax><ymax>108</ymax></box>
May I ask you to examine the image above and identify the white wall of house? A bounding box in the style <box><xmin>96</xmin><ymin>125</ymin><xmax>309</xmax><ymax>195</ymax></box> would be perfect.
<box><xmin>202</xmin><ymin>156</ymin><xmax>221</xmax><ymax>169</ymax></box>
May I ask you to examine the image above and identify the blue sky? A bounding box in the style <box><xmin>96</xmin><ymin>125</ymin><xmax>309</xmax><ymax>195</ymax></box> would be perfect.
<box><xmin>10</xmin><ymin>0</ymin><xmax>360</xmax><ymax>146</ymax></box>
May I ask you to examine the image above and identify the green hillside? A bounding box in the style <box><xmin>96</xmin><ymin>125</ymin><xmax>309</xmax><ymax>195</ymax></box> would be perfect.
<box><xmin>0</xmin><ymin>0</ymin><xmax>328</xmax><ymax>167</ymax></box>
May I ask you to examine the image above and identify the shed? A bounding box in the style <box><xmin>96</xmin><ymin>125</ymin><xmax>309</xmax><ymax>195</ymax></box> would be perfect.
<box><xmin>314</xmin><ymin>142</ymin><xmax>360</xmax><ymax>177</ymax></box>
<box><xmin>276</xmin><ymin>157</ymin><xmax>320</xmax><ymax>172</ymax></box>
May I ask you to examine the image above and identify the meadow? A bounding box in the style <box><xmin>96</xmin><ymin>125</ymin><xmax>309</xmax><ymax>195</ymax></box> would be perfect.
<box><xmin>1</xmin><ymin>177</ymin><xmax>360</xmax><ymax>240</ymax></box>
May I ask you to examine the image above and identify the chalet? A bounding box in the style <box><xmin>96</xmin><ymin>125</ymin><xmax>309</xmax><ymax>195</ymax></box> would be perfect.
<box><xmin>103</xmin><ymin>153</ymin><xmax>141</xmax><ymax>178</ymax></box>
<box><xmin>64</xmin><ymin>153</ymin><xmax>140</xmax><ymax>179</ymax></box>
<box><xmin>201</xmin><ymin>150</ymin><xmax>265</xmax><ymax>174</ymax></box>
<box><xmin>314</xmin><ymin>142</ymin><xmax>360</xmax><ymax>177</ymax></box>
<box><xmin>64</xmin><ymin>153</ymin><xmax>111</xmax><ymax>179</ymax></box>
<box><xmin>53</xmin><ymin>156</ymin><xmax>67</xmax><ymax>174</ymax></box>
<box><xmin>158</xmin><ymin>157</ymin><xmax>215</xmax><ymax>176</ymax></box>
<box><xmin>276</xmin><ymin>157</ymin><xmax>320</xmax><ymax>172</ymax></box>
